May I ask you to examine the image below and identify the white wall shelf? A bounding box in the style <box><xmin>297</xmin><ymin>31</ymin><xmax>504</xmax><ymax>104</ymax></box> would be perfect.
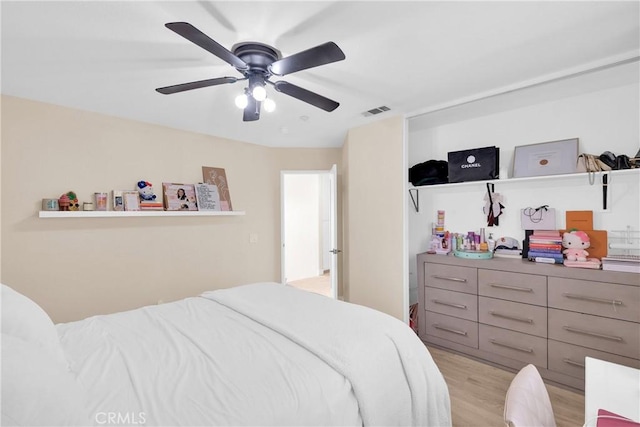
<box><xmin>408</xmin><ymin>168</ymin><xmax>639</xmax><ymax>212</ymax></box>
<box><xmin>39</xmin><ymin>210</ymin><xmax>246</xmax><ymax>218</ymax></box>
<box><xmin>409</xmin><ymin>168</ymin><xmax>639</xmax><ymax>191</ymax></box>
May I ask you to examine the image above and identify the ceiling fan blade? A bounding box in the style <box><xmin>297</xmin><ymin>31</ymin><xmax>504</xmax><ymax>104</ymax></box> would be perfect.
<box><xmin>243</xmin><ymin>96</ymin><xmax>260</xmax><ymax>122</ymax></box>
<box><xmin>269</xmin><ymin>42</ymin><xmax>345</xmax><ymax>76</ymax></box>
<box><xmin>273</xmin><ymin>81</ymin><xmax>339</xmax><ymax>112</ymax></box>
<box><xmin>156</xmin><ymin>76</ymin><xmax>237</xmax><ymax>94</ymax></box>
<box><xmin>165</xmin><ymin>22</ymin><xmax>248</xmax><ymax>70</ymax></box>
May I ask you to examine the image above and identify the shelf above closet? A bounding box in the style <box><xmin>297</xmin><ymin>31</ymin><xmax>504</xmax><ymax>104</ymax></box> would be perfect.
<box><xmin>408</xmin><ymin>168</ymin><xmax>639</xmax><ymax>212</ymax></box>
<box><xmin>39</xmin><ymin>210</ymin><xmax>246</xmax><ymax>218</ymax></box>
<box><xmin>409</xmin><ymin>168</ymin><xmax>639</xmax><ymax>191</ymax></box>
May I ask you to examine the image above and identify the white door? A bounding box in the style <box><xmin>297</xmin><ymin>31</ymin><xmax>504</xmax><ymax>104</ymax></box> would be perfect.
<box><xmin>281</xmin><ymin>165</ymin><xmax>339</xmax><ymax>299</ymax></box>
<box><xmin>328</xmin><ymin>164</ymin><xmax>338</xmax><ymax>299</ymax></box>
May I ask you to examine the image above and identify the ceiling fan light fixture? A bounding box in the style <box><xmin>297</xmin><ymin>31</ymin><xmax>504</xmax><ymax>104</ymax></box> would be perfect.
<box><xmin>263</xmin><ymin>98</ymin><xmax>276</xmax><ymax>113</ymax></box>
<box><xmin>235</xmin><ymin>93</ymin><xmax>248</xmax><ymax>109</ymax></box>
<box><xmin>252</xmin><ymin>85</ymin><xmax>267</xmax><ymax>102</ymax></box>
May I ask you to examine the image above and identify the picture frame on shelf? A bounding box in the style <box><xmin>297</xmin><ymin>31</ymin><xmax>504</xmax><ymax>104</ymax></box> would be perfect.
<box><xmin>112</xmin><ymin>190</ymin><xmax>125</xmax><ymax>211</ymax></box>
<box><xmin>123</xmin><ymin>190</ymin><xmax>140</xmax><ymax>211</ymax></box>
<box><xmin>202</xmin><ymin>166</ymin><xmax>232</xmax><ymax>211</ymax></box>
<box><xmin>163</xmin><ymin>183</ymin><xmax>198</xmax><ymax>211</ymax></box>
<box><xmin>194</xmin><ymin>183</ymin><xmax>221</xmax><ymax>211</ymax></box>
<box><xmin>512</xmin><ymin>137</ymin><xmax>579</xmax><ymax>178</ymax></box>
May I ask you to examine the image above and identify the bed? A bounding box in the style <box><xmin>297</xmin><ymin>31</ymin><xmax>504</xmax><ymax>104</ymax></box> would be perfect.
<box><xmin>1</xmin><ymin>282</ymin><xmax>451</xmax><ymax>426</ymax></box>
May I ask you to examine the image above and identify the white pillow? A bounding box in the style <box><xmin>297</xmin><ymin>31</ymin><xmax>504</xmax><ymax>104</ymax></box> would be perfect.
<box><xmin>1</xmin><ymin>334</ymin><xmax>92</xmax><ymax>426</ymax></box>
<box><xmin>1</xmin><ymin>284</ymin><xmax>67</xmax><ymax>366</ymax></box>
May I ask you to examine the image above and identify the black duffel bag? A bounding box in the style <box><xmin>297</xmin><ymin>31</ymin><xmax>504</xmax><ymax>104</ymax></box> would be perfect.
<box><xmin>409</xmin><ymin>160</ymin><xmax>448</xmax><ymax>186</ymax></box>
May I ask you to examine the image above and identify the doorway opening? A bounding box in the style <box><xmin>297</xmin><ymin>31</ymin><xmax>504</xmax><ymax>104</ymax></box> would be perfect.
<box><xmin>281</xmin><ymin>166</ymin><xmax>337</xmax><ymax>298</ymax></box>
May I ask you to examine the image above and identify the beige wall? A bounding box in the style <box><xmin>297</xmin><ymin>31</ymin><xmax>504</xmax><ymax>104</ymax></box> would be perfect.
<box><xmin>1</xmin><ymin>95</ymin><xmax>341</xmax><ymax>323</ymax></box>
<box><xmin>342</xmin><ymin>115</ymin><xmax>405</xmax><ymax>320</ymax></box>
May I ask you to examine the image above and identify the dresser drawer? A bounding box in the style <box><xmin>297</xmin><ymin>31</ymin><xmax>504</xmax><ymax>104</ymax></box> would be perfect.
<box><xmin>548</xmin><ymin>309</ymin><xmax>640</xmax><ymax>360</ymax></box>
<box><xmin>424</xmin><ymin>263</ymin><xmax>477</xmax><ymax>295</ymax></box>
<box><xmin>424</xmin><ymin>311</ymin><xmax>478</xmax><ymax>349</ymax></box>
<box><xmin>425</xmin><ymin>287</ymin><xmax>477</xmax><ymax>321</ymax></box>
<box><xmin>479</xmin><ymin>324</ymin><xmax>547</xmax><ymax>368</ymax></box>
<box><xmin>478</xmin><ymin>296</ymin><xmax>547</xmax><ymax>338</ymax></box>
<box><xmin>548</xmin><ymin>277</ymin><xmax>640</xmax><ymax>322</ymax></box>
<box><xmin>478</xmin><ymin>269</ymin><xmax>546</xmax><ymax>306</ymax></box>
<box><xmin>548</xmin><ymin>340</ymin><xmax>640</xmax><ymax>380</ymax></box>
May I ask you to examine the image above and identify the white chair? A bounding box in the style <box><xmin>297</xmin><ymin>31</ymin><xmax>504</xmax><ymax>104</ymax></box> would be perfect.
<box><xmin>504</xmin><ymin>364</ymin><xmax>557</xmax><ymax>427</ymax></box>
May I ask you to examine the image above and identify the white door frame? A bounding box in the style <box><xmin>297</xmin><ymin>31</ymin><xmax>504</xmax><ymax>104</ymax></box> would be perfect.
<box><xmin>280</xmin><ymin>165</ymin><xmax>338</xmax><ymax>299</ymax></box>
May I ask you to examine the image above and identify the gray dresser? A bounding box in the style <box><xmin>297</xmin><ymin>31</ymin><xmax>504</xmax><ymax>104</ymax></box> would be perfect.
<box><xmin>417</xmin><ymin>252</ymin><xmax>640</xmax><ymax>390</ymax></box>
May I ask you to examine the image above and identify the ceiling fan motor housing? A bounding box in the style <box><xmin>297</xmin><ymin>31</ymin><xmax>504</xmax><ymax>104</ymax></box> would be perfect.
<box><xmin>232</xmin><ymin>42</ymin><xmax>282</xmax><ymax>78</ymax></box>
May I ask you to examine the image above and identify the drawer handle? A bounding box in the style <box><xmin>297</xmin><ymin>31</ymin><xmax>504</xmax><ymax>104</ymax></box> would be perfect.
<box><xmin>562</xmin><ymin>293</ymin><xmax>623</xmax><ymax>306</ymax></box>
<box><xmin>432</xmin><ymin>299</ymin><xmax>467</xmax><ymax>310</ymax></box>
<box><xmin>489</xmin><ymin>339</ymin><xmax>533</xmax><ymax>353</ymax></box>
<box><xmin>563</xmin><ymin>358</ymin><xmax>585</xmax><ymax>368</ymax></box>
<box><xmin>563</xmin><ymin>326</ymin><xmax>624</xmax><ymax>342</ymax></box>
<box><xmin>489</xmin><ymin>283</ymin><xmax>533</xmax><ymax>293</ymax></box>
<box><xmin>489</xmin><ymin>311</ymin><xmax>533</xmax><ymax>324</ymax></box>
<box><xmin>432</xmin><ymin>275</ymin><xmax>467</xmax><ymax>283</ymax></box>
<box><xmin>433</xmin><ymin>324</ymin><xmax>468</xmax><ymax>336</ymax></box>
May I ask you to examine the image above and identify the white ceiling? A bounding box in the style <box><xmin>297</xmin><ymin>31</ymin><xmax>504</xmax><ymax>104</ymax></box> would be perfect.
<box><xmin>2</xmin><ymin>1</ymin><xmax>639</xmax><ymax>148</ymax></box>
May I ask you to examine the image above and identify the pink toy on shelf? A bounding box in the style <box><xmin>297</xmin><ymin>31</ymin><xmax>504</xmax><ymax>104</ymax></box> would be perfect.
<box><xmin>562</xmin><ymin>230</ymin><xmax>590</xmax><ymax>262</ymax></box>
<box><xmin>562</xmin><ymin>230</ymin><xmax>602</xmax><ymax>268</ymax></box>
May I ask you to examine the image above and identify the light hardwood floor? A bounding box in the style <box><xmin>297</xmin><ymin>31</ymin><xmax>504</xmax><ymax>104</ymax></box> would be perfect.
<box><xmin>427</xmin><ymin>345</ymin><xmax>585</xmax><ymax>427</ymax></box>
<box><xmin>288</xmin><ymin>273</ymin><xmax>331</xmax><ymax>297</ymax></box>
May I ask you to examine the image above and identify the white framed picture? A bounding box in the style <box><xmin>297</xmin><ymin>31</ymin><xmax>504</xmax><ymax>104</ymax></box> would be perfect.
<box><xmin>512</xmin><ymin>138</ymin><xmax>579</xmax><ymax>178</ymax></box>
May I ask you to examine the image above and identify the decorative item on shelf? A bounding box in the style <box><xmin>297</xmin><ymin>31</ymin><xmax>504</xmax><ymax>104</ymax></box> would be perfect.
<box><xmin>447</xmin><ymin>146</ymin><xmax>499</xmax><ymax>183</ymax></box>
<box><xmin>112</xmin><ymin>190</ymin><xmax>125</xmax><ymax>211</ymax></box>
<box><xmin>513</xmin><ymin>137</ymin><xmax>578</xmax><ymax>178</ymax></box>
<box><xmin>123</xmin><ymin>190</ymin><xmax>140</xmax><ymax>211</ymax></box>
<box><xmin>94</xmin><ymin>192</ymin><xmax>108</xmax><ymax>211</ymax></box>
<box><xmin>562</xmin><ymin>230</ymin><xmax>601</xmax><ymax>268</ymax></box>
<box><xmin>194</xmin><ymin>183</ymin><xmax>222</xmax><ymax>211</ymax></box>
<box><xmin>527</xmin><ymin>230</ymin><xmax>563</xmax><ymax>264</ymax></box>
<box><xmin>202</xmin><ymin>167</ymin><xmax>232</xmax><ymax>211</ymax></box>
<box><xmin>137</xmin><ymin>181</ymin><xmax>163</xmax><ymax>211</ymax></box>
<box><xmin>494</xmin><ymin>236</ymin><xmax>522</xmax><ymax>259</ymax></box>
<box><xmin>137</xmin><ymin>181</ymin><xmax>157</xmax><ymax>201</ymax></box>
<box><xmin>520</xmin><ymin>205</ymin><xmax>556</xmax><ymax>230</ymax></box>
<box><xmin>408</xmin><ymin>159</ymin><xmax>449</xmax><ymax>186</ymax></box>
<box><xmin>58</xmin><ymin>194</ymin><xmax>70</xmax><ymax>211</ymax></box>
<box><xmin>483</xmin><ymin>183</ymin><xmax>504</xmax><ymax>226</ymax></box>
<box><xmin>163</xmin><ymin>183</ymin><xmax>198</xmax><ymax>211</ymax></box>
<box><xmin>42</xmin><ymin>198</ymin><xmax>59</xmax><ymax>211</ymax></box>
<box><xmin>58</xmin><ymin>191</ymin><xmax>79</xmax><ymax>211</ymax></box>
<box><xmin>83</xmin><ymin>202</ymin><xmax>94</xmax><ymax>211</ymax></box>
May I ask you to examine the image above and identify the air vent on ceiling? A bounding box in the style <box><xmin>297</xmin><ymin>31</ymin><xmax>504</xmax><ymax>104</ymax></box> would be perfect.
<box><xmin>362</xmin><ymin>105</ymin><xmax>390</xmax><ymax>117</ymax></box>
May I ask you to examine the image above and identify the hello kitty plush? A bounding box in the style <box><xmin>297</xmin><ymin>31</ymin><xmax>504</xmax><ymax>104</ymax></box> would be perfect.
<box><xmin>562</xmin><ymin>230</ymin><xmax>590</xmax><ymax>262</ymax></box>
<box><xmin>137</xmin><ymin>181</ymin><xmax>157</xmax><ymax>201</ymax></box>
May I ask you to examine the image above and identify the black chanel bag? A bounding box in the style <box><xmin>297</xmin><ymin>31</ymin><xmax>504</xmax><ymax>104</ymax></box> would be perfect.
<box><xmin>447</xmin><ymin>146</ymin><xmax>500</xmax><ymax>183</ymax></box>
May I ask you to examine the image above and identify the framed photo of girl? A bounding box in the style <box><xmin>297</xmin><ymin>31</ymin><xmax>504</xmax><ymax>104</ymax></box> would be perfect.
<box><xmin>162</xmin><ymin>183</ymin><xmax>198</xmax><ymax>211</ymax></box>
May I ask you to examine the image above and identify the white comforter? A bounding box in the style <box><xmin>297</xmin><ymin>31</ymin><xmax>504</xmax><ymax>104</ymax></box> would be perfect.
<box><xmin>58</xmin><ymin>283</ymin><xmax>451</xmax><ymax>426</ymax></box>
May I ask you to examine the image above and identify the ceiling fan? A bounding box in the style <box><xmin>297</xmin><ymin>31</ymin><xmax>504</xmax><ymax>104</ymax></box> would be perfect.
<box><xmin>156</xmin><ymin>22</ymin><xmax>346</xmax><ymax>122</ymax></box>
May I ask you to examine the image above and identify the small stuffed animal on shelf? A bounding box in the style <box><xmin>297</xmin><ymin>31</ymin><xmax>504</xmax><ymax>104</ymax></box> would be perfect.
<box><xmin>562</xmin><ymin>230</ymin><xmax>590</xmax><ymax>262</ymax></box>
<box><xmin>137</xmin><ymin>181</ymin><xmax>157</xmax><ymax>201</ymax></box>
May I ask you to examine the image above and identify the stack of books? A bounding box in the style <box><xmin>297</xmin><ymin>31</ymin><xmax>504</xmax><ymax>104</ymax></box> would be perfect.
<box><xmin>601</xmin><ymin>255</ymin><xmax>640</xmax><ymax>273</ymax></box>
<box><xmin>139</xmin><ymin>199</ymin><xmax>164</xmax><ymax>211</ymax></box>
<box><xmin>528</xmin><ymin>230</ymin><xmax>564</xmax><ymax>264</ymax></box>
